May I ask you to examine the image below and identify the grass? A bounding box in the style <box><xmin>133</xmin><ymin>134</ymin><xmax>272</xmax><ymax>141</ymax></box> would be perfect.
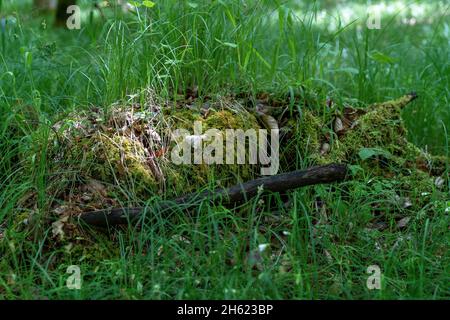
<box><xmin>0</xmin><ymin>0</ymin><xmax>449</xmax><ymax>299</ymax></box>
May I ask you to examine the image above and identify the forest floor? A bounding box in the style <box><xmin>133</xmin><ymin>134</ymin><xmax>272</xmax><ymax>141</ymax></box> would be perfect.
<box><xmin>0</xmin><ymin>0</ymin><xmax>449</xmax><ymax>299</ymax></box>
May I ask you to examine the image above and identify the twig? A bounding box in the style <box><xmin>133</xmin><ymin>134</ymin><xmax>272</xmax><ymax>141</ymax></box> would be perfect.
<box><xmin>78</xmin><ymin>163</ymin><xmax>348</xmax><ymax>227</ymax></box>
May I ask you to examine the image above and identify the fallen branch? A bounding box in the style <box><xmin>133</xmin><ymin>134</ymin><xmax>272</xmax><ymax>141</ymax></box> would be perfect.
<box><xmin>78</xmin><ymin>163</ymin><xmax>348</xmax><ymax>227</ymax></box>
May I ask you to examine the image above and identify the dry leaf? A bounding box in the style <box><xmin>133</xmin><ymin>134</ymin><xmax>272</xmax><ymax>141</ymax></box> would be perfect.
<box><xmin>53</xmin><ymin>205</ymin><xmax>69</xmax><ymax>215</ymax></box>
<box><xmin>324</xmin><ymin>249</ymin><xmax>333</xmax><ymax>263</ymax></box>
<box><xmin>52</xmin><ymin>216</ymin><xmax>69</xmax><ymax>240</ymax></box>
<box><xmin>320</xmin><ymin>142</ymin><xmax>330</xmax><ymax>155</ymax></box>
<box><xmin>434</xmin><ymin>176</ymin><xmax>444</xmax><ymax>189</ymax></box>
<box><xmin>396</xmin><ymin>217</ymin><xmax>411</xmax><ymax>229</ymax></box>
<box><xmin>84</xmin><ymin>179</ymin><xmax>107</xmax><ymax>197</ymax></box>
<box><xmin>334</xmin><ymin>117</ymin><xmax>344</xmax><ymax>133</ymax></box>
<box><xmin>403</xmin><ymin>197</ymin><xmax>413</xmax><ymax>209</ymax></box>
<box><xmin>368</xmin><ymin>221</ymin><xmax>388</xmax><ymax>231</ymax></box>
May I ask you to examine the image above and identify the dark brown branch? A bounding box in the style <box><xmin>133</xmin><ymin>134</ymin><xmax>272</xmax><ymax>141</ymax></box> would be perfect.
<box><xmin>78</xmin><ymin>163</ymin><xmax>348</xmax><ymax>227</ymax></box>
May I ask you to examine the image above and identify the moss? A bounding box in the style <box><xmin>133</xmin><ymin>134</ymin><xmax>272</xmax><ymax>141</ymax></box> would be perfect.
<box><xmin>204</xmin><ymin>109</ymin><xmax>259</xmax><ymax>131</ymax></box>
<box><xmin>278</xmin><ymin>94</ymin><xmax>448</xmax><ymax>201</ymax></box>
<box><xmin>32</xmin><ymin>94</ymin><xmax>447</xmax><ymax>221</ymax></box>
<box><xmin>66</xmin><ymin>240</ymin><xmax>120</xmax><ymax>265</ymax></box>
<box><xmin>415</xmin><ymin>154</ymin><xmax>449</xmax><ymax>176</ymax></box>
<box><xmin>281</xmin><ymin>109</ymin><xmax>323</xmax><ymax>167</ymax></box>
<box><xmin>42</xmin><ymin>101</ymin><xmax>264</xmax><ymax>203</ymax></box>
<box><xmin>163</xmin><ymin>108</ymin><xmax>203</xmax><ymax>130</ymax></box>
<box><xmin>321</xmin><ymin>95</ymin><xmax>421</xmax><ymax>167</ymax></box>
<box><xmin>398</xmin><ymin>170</ymin><xmax>435</xmax><ymax>192</ymax></box>
<box><xmin>11</xmin><ymin>211</ymin><xmax>32</xmax><ymax>232</ymax></box>
<box><xmin>97</xmin><ymin>134</ymin><xmax>156</xmax><ymax>185</ymax></box>
<box><xmin>60</xmin><ymin>133</ymin><xmax>158</xmax><ymax>198</ymax></box>
<box><xmin>165</xmin><ymin>107</ymin><xmax>263</xmax><ymax>191</ymax></box>
<box><xmin>397</xmin><ymin>169</ymin><xmax>447</xmax><ymax>210</ymax></box>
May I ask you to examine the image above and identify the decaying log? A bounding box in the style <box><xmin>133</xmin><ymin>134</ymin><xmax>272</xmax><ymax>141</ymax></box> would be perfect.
<box><xmin>78</xmin><ymin>163</ymin><xmax>348</xmax><ymax>227</ymax></box>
